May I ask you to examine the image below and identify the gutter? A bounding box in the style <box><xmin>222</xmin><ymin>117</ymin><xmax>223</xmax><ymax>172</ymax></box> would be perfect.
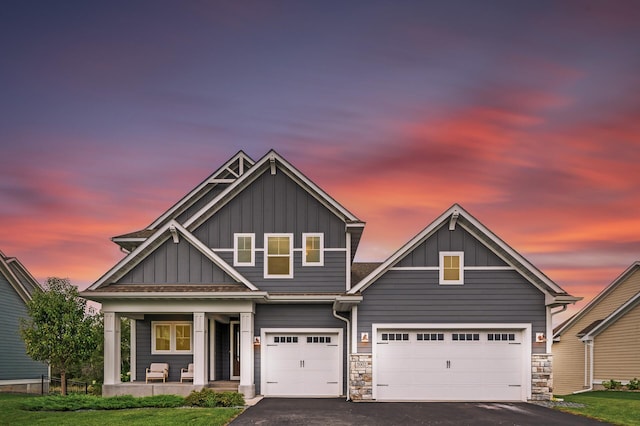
<box><xmin>573</xmin><ymin>340</ymin><xmax>594</xmax><ymax>394</ymax></box>
<box><xmin>332</xmin><ymin>307</ymin><xmax>351</xmax><ymax>402</ymax></box>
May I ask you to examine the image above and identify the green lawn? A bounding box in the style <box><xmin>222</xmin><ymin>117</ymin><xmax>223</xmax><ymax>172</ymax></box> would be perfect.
<box><xmin>0</xmin><ymin>393</ymin><xmax>243</xmax><ymax>426</ymax></box>
<box><xmin>556</xmin><ymin>391</ymin><xmax>640</xmax><ymax>426</ymax></box>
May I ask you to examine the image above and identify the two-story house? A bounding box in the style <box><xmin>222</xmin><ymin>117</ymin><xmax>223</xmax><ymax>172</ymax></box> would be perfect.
<box><xmin>81</xmin><ymin>150</ymin><xmax>579</xmax><ymax>401</ymax></box>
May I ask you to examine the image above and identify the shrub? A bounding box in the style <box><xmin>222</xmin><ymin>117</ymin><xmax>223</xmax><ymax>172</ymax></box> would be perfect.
<box><xmin>603</xmin><ymin>379</ymin><xmax>622</xmax><ymax>390</ymax></box>
<box><xmin>21</xmin><ymin>393</ymin><xmax>184</xmax><ymax>411</ymax></box>
<box><xmin>628</xmin><ymin>378</ymin><xmax>640</xmax><ymax>391</ymax></box>
<box><xmin>185</xmin><ymin>388</ymin><xmax>245</xmax><ymax>407</ymax></box>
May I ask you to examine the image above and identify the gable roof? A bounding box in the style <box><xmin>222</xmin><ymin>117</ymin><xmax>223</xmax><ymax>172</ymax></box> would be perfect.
<box><xmin>348</xmin><ymin>204</ymin><xmax>579</xmax><ymax>306</ymax></box>
<box><xmin>580</xmin><ymin>290</ymin><xmax>640</xmax><ymax>341</ymax></box>
<box><xmin>554</xmin><ymin>261</ymin><xmax>640</xmax><ymax>338</ymax></box>
<box><xmin>0</xmin><ymin>250</ymin><xmax>41</xmax><ymax>303</ymax></box>
<box><xmin>86</xmin><ymin>220</ymin><xmax>258</xmax><ymax>291</ymax></box>
<box><xmin>112</xmin><ymin>151</ymin><xmax>255</xmax><ymax>252</ymax></box>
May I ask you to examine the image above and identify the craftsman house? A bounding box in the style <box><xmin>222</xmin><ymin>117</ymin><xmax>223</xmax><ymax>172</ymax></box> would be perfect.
<box><xmin>0</xmin><ymin>251</ymin><xmax>49</xmax><ymax>393</ymax></box>
<box><xmin>81</xmin><ymin>150</ymin><xmax>579</xmax><ymax>401</ymax></box>
<box><xmin>553</xmin><ymin>262</ymin><xmax>640</xmax><ymax>395</ymax></box>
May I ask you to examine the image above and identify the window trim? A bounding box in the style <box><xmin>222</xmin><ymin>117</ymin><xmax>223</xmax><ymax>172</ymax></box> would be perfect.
<box><xmin>264</xmin><ymin>233</ymin><xmax>294</xmax><ymax>279</ymax></box>
<box><xmin>302</xmin><ymin>233</ymin><xmax>324</xmax><ymax>266</ymax></box>
<box><xmin>439</xmin><ymin>251</ymin><xmax>464</xmax><ymax>285</ymax></box>
<box><xmin>151</xmin><ymin>321</ymin><xmax>193</xmax><ymax>354</ymax></box>
<box><xmin>233</xmin><ymin>233</ymin><xmax>255</xmax><ymax>266</ymax></box>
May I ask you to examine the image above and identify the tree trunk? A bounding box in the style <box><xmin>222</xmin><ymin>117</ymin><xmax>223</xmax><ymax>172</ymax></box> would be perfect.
<box><xmin>61</xmin><ymin>370</ymin><xmax>67</xmax><ymax>396</ymax></box>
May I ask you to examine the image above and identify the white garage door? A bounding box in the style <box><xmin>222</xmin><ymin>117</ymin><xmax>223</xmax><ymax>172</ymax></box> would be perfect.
<box><xmin>375</xmin><ymin>328</ymin><xmax>524</xmax><ymax>401</ymax></box>
<box><xmin>263</xmin><ymin>331</ymin><xmax>342</xmax><ymax>397</ymax></box>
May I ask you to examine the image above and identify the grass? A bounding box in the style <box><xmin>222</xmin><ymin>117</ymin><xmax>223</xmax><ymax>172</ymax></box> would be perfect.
<box><xmin>0</xmin><ymin>393</ymin><xmax>243</xmax><ymax>426</ymax></box>
<box><xmin>555</xmin><ymin>391</ymin><xmax>640</xmax><ymax>426</ymax></box>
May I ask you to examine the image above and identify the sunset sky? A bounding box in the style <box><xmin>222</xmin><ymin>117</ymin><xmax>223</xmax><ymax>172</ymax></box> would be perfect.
<box><xmin>2</xmin><ymin>1</ymin><xmax>640</xmax><ymax>323</ymax></box>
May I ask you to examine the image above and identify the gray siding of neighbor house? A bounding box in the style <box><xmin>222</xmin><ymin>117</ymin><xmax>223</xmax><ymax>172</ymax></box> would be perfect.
<box><xmin>193</xmin><ymin>169</ymin><xmax>348</xmax><ymax>292</ymax></box>
<box><xmin>135</xmin><ymin>314</ymin><xmax>194</xmax><ymax>382</ymax></box>
<box><xmin>397</xmin><ymin>225</ymin><xmax>508</xmax><ymax>267</ymax></box>
<box><xmin>253</xmin><ymin>304</ymin><xmax>349</xmax><ymax>395</ymax></box>
<box><xmin>117</xmin><ymin>238</ymin><xmax>236</xmax><ymax>285</ymax></box>
<box><xmin>0</xmin><ymin>276</ymin><xmax>48</xmax><ymax>380</ymax></box>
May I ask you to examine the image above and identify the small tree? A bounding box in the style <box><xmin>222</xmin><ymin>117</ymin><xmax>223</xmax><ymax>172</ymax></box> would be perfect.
<box><xmin>20</xmin><ymin>277</ymin><xmax>99</xmax><ymax>395</ymax></box>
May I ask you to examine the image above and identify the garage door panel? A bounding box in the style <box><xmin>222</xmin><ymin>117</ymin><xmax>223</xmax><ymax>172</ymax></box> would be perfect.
<box><xmin>375</xmin><ymin>328</ymin><xmax>525</xmax><ymax>401</ymax></box>
<box><xmin>263</xmin><ymin>331</ymin><xmax>341</xmax><ymax>397</ymax></box>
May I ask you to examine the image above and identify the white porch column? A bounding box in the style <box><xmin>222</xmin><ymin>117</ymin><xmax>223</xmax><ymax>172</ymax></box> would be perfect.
<box><xmin>193</xmin><ymin>312</ymin><xmax>207</xmax><ymax>386</ymax></box>
<box><xmin>104</xmin><ymin>312</ymin><xmax>121</xmax><ymax>385</ymax></box>
<box><xmin>238</xmin><ymin>311</ymin><xmax>255</xmax><ymax>398</ymax></box>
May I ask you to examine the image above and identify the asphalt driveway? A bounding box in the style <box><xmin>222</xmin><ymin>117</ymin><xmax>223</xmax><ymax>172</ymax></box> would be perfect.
<box><xmin>230</xmin><ymin>398</ymin><xmax>609</xmax><ymax>426</ymax></box>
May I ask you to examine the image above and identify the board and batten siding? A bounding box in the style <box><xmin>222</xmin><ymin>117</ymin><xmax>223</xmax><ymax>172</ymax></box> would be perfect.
<box><xmin>553</xmin><ymin>268</ymin><xmax>640</xmax><ymax>395</ymax></box>
<box><xmin>117</xmin><ymin>237</ymin><xmax>236</xmax><ymax>285</ymax></box>
<box><xmin>253</xmin><ymin>304</ymin><xmax>348</xmax><ymax>395</ymax></box>
<box><xmin>396</xmin><ymin>225</ymin><xmax>508</xmax><ymax>268</ymax></box>
<box><xmin>175</xmin><ymin>185</ymin><xmax>227</xmax><ymax>225</ymax></box>
<box><xmin>193</xmin><ymin>170</ymin><xmax>347</xmax><ymax>248</ymax></box>
<box><xmin>0</xmin><ymin>275</ymin><xmax>48</xmax><ymax>380</ymax></box>
<box><xmin>135</xmin><ymin>314</ymin><xmax>194</xmax><ymax>382</ymax></box>
<box><xmin>593</xmin><ymin>304</ymin><xmax>640</xmax><ymax>381</ymax></box>
<box><xmin>357</xmin><ymin>269</ymin><xmax>546</xmax><ymax>354</ymax></box>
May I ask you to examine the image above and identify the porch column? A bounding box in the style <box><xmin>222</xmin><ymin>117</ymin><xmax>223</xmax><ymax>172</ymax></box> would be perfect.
<box><xmin>104</xmin><ymin>312</ymin><xmax>121</xmax><ymax>385</ymax></box>
<box><xmin>193</xmin><ymin>312</ymin><xmax>207</xmax><ymax>386</ymax></box>
<box><xmin>238</xmin><ymin>311</ymin><xmax>255</xmax><ymax>398</ymax></box>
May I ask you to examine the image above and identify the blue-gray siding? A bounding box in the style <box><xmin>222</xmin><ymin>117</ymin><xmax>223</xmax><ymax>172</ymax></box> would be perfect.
<box><xmin>135</xmin><ymin>314</ymin><xmax>194</xmax><ymax>382</ymax></box>
<box><xmin>175</xmin><ymin>185</ymin><xmax>227</xmax><ymax>225</ymax></box>
<box><xmin>357</xmin><ymin>269</ymin><xmax>547</xmax><ymax>354</ymax></box>
<box><xmin>397</xmin><ymin>225</ymin><xmax>508</xmax><ymax>267</ymax></box>
<box><xmin>218</xmin><ymin>251</ymin><xmax>347</xmax><ymax>293</ymax></box>
<box><xmin>117</xmin><ymin>238</ymin><xmax>236</xmax><ymax>284</ymax></box>
<box><xmin>253</xmin><ymin>304</ymin><xmax>348</xmax><ymax>395</ymax></box>
<box><xmin>193</xmin><ymin>170</ymin><xmax>348</xmax><ymax>292</ymax></box>
<box><xmin>0</xmin><ymin>276</ymin><xmax>48</xmax><ymax>380</ymax></box>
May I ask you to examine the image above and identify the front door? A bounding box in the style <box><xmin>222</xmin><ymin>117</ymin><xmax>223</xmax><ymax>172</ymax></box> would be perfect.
<box><xmin>231</xmin><ymin>321</ymin><xmax>240</xmax><ymax>379</ymax></box>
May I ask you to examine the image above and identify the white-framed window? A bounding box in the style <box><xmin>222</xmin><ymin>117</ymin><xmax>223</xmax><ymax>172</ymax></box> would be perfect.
<box><xmin>302</xmin><ymin>233</ymin><xmax>324</xmax><ymax>266</ymax></box>
<box><xmin>439</xmin><ymin>251</ymin><xmax>464</xmax><ymax>285</ymax></box>
<box><xmin>264</xmin><ymin>233</ymin><xmax>293</xmax><ymax>278</ymax></box>
<box><xmin>234</xmin><ymin>233</ymin><xmax>255</xmax><ymax>266</ymax></box>
<box><xmin>152</xmin><ymin>322</ymin><xmax>193</xmax><ymax>354</ymax></box>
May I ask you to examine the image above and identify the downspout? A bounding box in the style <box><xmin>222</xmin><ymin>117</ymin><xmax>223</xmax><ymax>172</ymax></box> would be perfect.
<box><xmin>332</xmin><ymin>308</ymin><xmax>351</xmax><ymax>401</ymax></box>
<box><xmin>573</xmin><ymin>340</ymin><xmax>594</xmax><ymax>394</ymax></box>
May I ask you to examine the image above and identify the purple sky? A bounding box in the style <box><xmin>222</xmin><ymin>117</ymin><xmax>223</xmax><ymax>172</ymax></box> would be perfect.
<box><xmin>2</xmin><ymin>1</ymin><xmax>640</xmax><ymax>323</ymax></box>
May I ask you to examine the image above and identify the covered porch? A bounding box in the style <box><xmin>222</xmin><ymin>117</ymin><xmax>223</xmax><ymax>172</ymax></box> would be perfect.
<box><xmin>101</xmin><ymin>297</ymin><xmax>261</xmax><ymax>398</ymax></box>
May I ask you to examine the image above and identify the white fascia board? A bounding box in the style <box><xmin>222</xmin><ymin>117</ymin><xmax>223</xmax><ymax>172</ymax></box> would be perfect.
<box><xmin>98</xmin><ymin>299</ymin><xmax>257</xmax><ymax>314</ymax></box>
<box><xmin>81</xmin><ymin>291</ymin><xmax>268</xmax><ymax>300</ymax></box>
<box><xmin>348</xmin><ymin>205</ymin><xmax>457</xmax><ymax>294</ymax></box>
<box><xmin>88</xmin><ymin>220</ymin><xmax>257</xmax><ymax>291</ymax></box>
<box><xmin>555</xmin><ymin>262</ymin><xmax>640</xmax><ymax>338</ymax></box>
<box><xmin>184</xmin><ymin>150</ymin><xmax>361</xmax><ymax>230</ymax></box>
<box><xmin>168</xmin><ymin>222</ymin><xmax>258</xmax><ymax>290</ymax></box>
<box><xmin>0</xmin><ymin>258</ymin><xmax>32</xmax><ymax>303</ymax></box>
<box><xmin>148</xmin><ymin>151</ymin><xmax>255</xmax><ymax>229</ymax></box>
<box><xmin>581</xmin><ymin>291</ymin><xmax>640</xmax><ymax>341</ymax></box>
<box><xmin>111</xmin><ymin>237</ymin><xmax>147</xmax><ymax>242</ymax></box>
<box><xmin>458</xmin><ymin>212</ymin><xmax>566</xmax><ymax>295</ymax></box>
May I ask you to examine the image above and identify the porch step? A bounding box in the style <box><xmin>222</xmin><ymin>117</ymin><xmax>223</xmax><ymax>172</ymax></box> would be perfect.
<box><xmin>207</xmin><ymin>380</ymin><xmax>239</xmax><ymax>392</ymax></box>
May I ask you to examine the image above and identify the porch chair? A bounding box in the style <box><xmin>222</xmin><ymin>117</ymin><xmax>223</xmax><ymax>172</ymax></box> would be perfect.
<box><xmin>145</xmin><ymin>363</ymin><xmax>169</xmax><ymax>383</ymax></box>
<box><xmin>181</xmin><ymin>363</ymin><xmax>194</xmax><ymax>383</ymax></box>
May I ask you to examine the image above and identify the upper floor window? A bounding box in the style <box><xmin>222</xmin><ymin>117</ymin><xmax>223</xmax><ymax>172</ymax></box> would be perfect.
<box><xmin>265</xmin><ymin>234</ymin><xmax>293</xmax><ymax>278</ymax></box>
<box><xmin>439</xmin><ymin>251</ymin><xmax>464</xmax><ymax>285</ymax></box>
<box><xmin>234</xmin><ymin>233</ymin><xmax>255</xmax><ymax>266</ymax></box>
<box><xmin>152</xmin><ymin>322</ymin><xmax>193</xmax><ymax>354</ymax></box>
<box><xmin>302</xmin><ymin>233</ymin><xmax>324</xmax><ymax>266</ymax></box>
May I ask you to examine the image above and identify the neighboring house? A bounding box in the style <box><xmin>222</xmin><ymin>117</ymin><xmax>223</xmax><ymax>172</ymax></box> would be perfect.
<box><xmin>0</xmin><ymin>251</ymin><xmax>49</xmax><ymax>393</ymax></box>
<box><xmin>81</xmin><ymin>150</ymin><xmax>579</xmax><ymax>401</ymax></box>
<box><xmin>553</xmin><ymin>262</ymin><xmax>640</xmax><ymax>395</ymax></box>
